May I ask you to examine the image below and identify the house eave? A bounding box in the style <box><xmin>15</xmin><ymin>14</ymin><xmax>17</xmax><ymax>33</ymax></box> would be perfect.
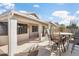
<box><xmin>0</xmin><ymin>10</ymin><xmax>48</xmax><ymax>25</ymax></box>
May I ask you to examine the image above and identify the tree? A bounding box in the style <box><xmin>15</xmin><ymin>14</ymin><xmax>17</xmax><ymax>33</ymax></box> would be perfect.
<box><xmin>66</xmin><ymin>24</ymin><xmax>78</xmax><ymax>33</ymax></box>
<box><xmin>67</xmin><ymin>24</ymin><xmax>78</xmax><ymax>29</ymax></box>
<box><xmin>59</xmin><ymin>24</ymin><xmax>66</xmax><ymax>32</ymax></box>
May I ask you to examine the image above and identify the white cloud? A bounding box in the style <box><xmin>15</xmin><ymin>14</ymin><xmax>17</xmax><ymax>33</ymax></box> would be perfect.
<box><xmin>51</xmin><ymin>10</ymin><xmax>77</xmax><ymax>25</ymax></box>
<box><xmin>48</xmin><ymin>16</ymin><xmax>55</xmax><ymax>22</ymax></box>
<box><xmin>66</xmin><ymin>15</ymin><xmax>75</xmax><ymax>20</ymax></box>
<box><xmin>0</xmin><ymin>3</ymin><xmax>15</xmax><ymax>10</ymax></box>
<box><xmin>0</xmin><ymin>4</ymin><xmax>2</xmax><ymax>6</ymax></box>
<box><xmin>0</xmin><ymin>3</ymin><xmax>15</xmax><ymax>14</ymax></box>
<box><xmin>19</xmin><ymin>10</ymin><xmax>28</xmax><ymax>13</ymax></box>
<box><xmin>52</xmin><ymin>10</ymin><xmax>76</xmax><ymax>21</ymax></box>
<box><xmin>4</xmin><ymin>3</ymin><xmax>15</xmax><ymax>9</ymax></box>
<box><xmin>49</xmin><ymin>17</ymin><xmax>53</xmax><ymax>20</ymax></box>
<box><xmin>33</xmin><ymin>4</ymin><xmax>40</xmax><ymax>8</ymax></box>
<box><xmin>76</xmin><ymin>10</ymin><xmax>79</xmax><ymax>14</ymax></box>
<box><xmin>0</xmin><ymin>3</ymin><xmax>15</xmax><ymax>9</ymax></box>
<box><xmin>59</xmin><ymin>20</ymin><xmax>70</xmax><ymax>25</ymax></box>
<box><xmin>0</xmin><ymin>9</ymin><xmax>6</xmax><ymax>14</ymax></box>
<box><xmin>52</xmin><ymin>11</ymin><xmax>69</xmax><ymax>18</ymax></box>
<box><xmin>37</xmin><ymin>14</ymin><xmax>43</xmax><ymax>19</ymax></box>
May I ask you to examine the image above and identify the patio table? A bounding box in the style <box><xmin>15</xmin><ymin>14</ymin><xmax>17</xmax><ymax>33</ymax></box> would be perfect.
<box><xmin>60</xmin><ymin>32</ymin><xmax>73</xmax><ymax>36</ymax></box>
<box><xmin>55</xmin><ymin>32</ymin><xmax>73</xmax><ymax>36</ymax></box>
<box><xmin>52</xmin><ymin>32</ymin><xmax>73</xmax><ymax>56</ymax></box>
<box><xmin>60</xmin><ymin>32</ymin><xmax>73</xmax><ymax>53</ymax></box>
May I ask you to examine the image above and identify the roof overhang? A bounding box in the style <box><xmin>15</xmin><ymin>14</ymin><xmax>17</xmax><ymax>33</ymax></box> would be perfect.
<box><xmin>0</xmin><ymin>10</ymin><xmax>49</xmax><ymax>25</ymax></box>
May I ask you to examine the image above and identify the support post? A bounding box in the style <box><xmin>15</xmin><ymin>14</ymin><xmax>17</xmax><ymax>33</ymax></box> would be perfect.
<box><xmin>8</xmin><ymin>18</ymin><xmax>17</xmax><ymax>56</ymax></box>
<box><xmin>39</xmin><ymin>25</ymin><xmax>42</xmax><ymax>41</ymax></box>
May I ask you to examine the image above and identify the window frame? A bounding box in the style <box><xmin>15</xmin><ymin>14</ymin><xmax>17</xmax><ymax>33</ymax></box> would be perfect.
<box><xmin>0</xmin><ymin>22</ymin><xmax>8</xmax><ymax>35</ymax></box>
<box><xmin>17</xmin><ymin>23</ymin><xmax>28</xmax><ymax>34</ymax></box>
<box><xmin>32</xmin><ymin>26</ymin><xmax>38</xmax><ymax>32</ymax></box>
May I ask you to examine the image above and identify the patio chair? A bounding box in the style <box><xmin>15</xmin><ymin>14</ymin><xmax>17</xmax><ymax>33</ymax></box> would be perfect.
<box><xmin>16</xmin><ymin>44</ymin><xmax>39</xmax><ymax>56</ymax></box>
<box><xmin>51</xmin><ymin>32</ymin><xmax>69</xmax><ymax>55</ymax></box>
<box><xmin>28</xmin><ymin>44</ymin><xmax>39</xmax><ymax>56</ymax></box>
<box><xmin>71</xmin><ymin>31</ymin><xmax>79</xmax><ymax>54</ymax></box>
<box><xmin>60</xmin><ymin>35</ymin><xmax>69</xmax><ymax>53</ymax></box>
<box><xmin>65</xmin><ymin>35</ymin><xmax>71</xmax><ymax>51</ymax></box>
<box><xmin>51</xmin><ymin>30</ymin><xmax>62</xmax><ymax>56</ymax></box>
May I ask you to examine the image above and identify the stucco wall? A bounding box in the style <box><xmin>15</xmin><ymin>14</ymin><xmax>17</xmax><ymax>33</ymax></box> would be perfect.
<box><xmin>0</xmin><ymin>36</ymin><xmax>8</xmax><ymax>46</ymax></box>
<box><xmin>17</xmin><ymin>33</ymin><xmax>29</xmax><ymax>42</ymax></box>
<box><xmin>0</xmin><ymin>32</ymin><xmax>39</xmax><ymax>46</ymax></box>
<box><xmin>0</xmin><ymin>33</ymin><xmax>29</xmax><ymax>46</ymax></box>
<box><xmin>0</xmin><ymin>14</ymin><xmax>48</xmax><ymax>46</ymax></box>
<box><xmin>30</xmin><ymin>32</ymin><xmax>39</xmax><ymax>38</ymax></box>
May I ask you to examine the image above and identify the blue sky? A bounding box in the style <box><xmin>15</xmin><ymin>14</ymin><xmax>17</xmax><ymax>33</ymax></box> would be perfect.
<box><xmin>15</xmin><ymin>3</ymin><xmax>79</xmax><ymax>25</ymax></box>
<box><xmin>0</xmin><ymin>3</ymin><xmax>79</xmax><ymax>25</ymax></box>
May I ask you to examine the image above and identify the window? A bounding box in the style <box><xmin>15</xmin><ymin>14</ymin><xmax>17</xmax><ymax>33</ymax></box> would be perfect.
<box><xmin>17</xmin><ymin>23</ymin><xmax>27</xmax><ymax>34</ymax></box>
<box><xmin>0</xmin><ymin>22</ymin><xmax>8</xmax><ymax>35</ymax></box>
<box><xmin>32</xmin><ymin>26</ymin><xmax>38</xmax><ymax>32</ymax></box>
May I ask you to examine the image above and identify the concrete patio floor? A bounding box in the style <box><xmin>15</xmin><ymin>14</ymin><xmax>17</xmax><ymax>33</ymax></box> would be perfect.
<box><xmin>0</xmin><ymin>39</ymin><xmax>79</xmax><ymax>56</ymax></box>
<box><xmin>0</xmin><ymin>40</ymin><xmax>50</xmax><ymax>56</ymax></box>
<box><xmin>62</xmin><ymin>43</ymin><xmax>79</xmax><ymax>56</ymax></box>
<box><xmin>37</xmin><ymin>43</ymin><xmax>79</xmax><ymax>56</ymax></box>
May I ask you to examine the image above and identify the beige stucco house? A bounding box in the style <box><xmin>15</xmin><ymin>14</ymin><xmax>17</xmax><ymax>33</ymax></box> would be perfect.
<box><xmin>0</xmin><ymin>10</ymin><xmax>58</xmax><ymax>56</ymax></box>
<box><xmin>0</xmin><ymin>10</ymin><xmax>49</xmax><ymax>56</ymax></box>
<box><xmin>0</xmin><ymin>10</ymin><xmax>49</xmax><ymax>45</ymax></box>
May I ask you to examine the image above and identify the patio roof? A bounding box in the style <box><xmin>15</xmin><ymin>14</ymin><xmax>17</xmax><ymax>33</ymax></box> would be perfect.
<box><xmin>0</xmin><ymin>10</ymin><xmax>49</xmax><ymax>25</ymax></box>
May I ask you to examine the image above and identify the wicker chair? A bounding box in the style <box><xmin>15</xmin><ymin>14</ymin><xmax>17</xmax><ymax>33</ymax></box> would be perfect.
<box><xmin>51</xmin><ymin>29</ymin><xmax>69</xmax><ymax>55</ymax></box>
<box><xmin>50</xmin><ymin>28</ymin><xmax>62</xmax><ymax>56</ymax></box>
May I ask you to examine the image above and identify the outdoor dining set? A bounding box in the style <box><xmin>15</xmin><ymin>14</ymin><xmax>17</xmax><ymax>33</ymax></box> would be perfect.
<box><xmin>50</xmin><ymin>32</ymin><xmax>72</xmax><ymax>56</ymax></box>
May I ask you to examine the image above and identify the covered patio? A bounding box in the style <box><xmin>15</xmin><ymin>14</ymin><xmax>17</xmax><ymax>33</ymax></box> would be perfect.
<box><xmin>0</xmin><ymin>10</ymin><xmax>48</xmax><ymax>56</ymax></box>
